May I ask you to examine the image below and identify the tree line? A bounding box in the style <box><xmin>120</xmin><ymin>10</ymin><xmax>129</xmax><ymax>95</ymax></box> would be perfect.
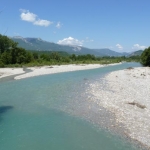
<box><xmin>0</xmin><ymin>34</ymin><xmax>142</xmax><ymax>67</ymax></box>
<box><xmin>141</xmin><ymin>47</ymin><xmax>150</xmax><ymax>66</ymax></box>
<box><xmin>0</xmin><ymin>34</ymin><xmax>33</xmax><ymax>67</ymax></box>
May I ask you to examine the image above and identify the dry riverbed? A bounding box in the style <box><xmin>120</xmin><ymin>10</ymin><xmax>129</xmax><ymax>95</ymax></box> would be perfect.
<box><xmin>88</xmin><ymin>67</ymin><xmax>150</xmax><ymax>149</ymax></box>
<box><xmin>0</xmin><ymin>63</ymin><xmax>120</xmax><ymax>80</ymax></box>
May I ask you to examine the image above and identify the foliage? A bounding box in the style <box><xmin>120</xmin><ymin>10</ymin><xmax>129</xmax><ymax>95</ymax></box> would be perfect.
<box><xmin>141</xmin><ymin>47</ymin><xmax>150</xmax><ymax>66</ymax></box>
<box><xmin>0</xmin><ymin>34</ymin><xmax>17</xmax><ymax>54</ymax></box>
<box><xmin>0</xmin><ymin>60</ymin><xmax>4</xmax><ymax>67</ymax></box>
<box><xmin>0</xmin><ymin>34</ymin><xmax>33</xmax><ymax>65</ymax></box>
<box><xmin>0</xmin><ymin>34</ymin><xmax>141</xmax><ymax>67</ymax></box>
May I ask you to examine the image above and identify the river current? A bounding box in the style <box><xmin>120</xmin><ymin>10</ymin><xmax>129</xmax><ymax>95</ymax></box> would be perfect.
<box><xmin>0</xmin><ymin>62</ymin><xmax>144</xmax><ymax>150</ymax></box>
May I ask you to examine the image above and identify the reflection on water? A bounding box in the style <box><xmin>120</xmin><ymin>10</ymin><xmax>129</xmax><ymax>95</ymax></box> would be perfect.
<box><xmin>0</xmin><ymin>106</ymin><xmax>13</xmax><ymax>114</ymax></box>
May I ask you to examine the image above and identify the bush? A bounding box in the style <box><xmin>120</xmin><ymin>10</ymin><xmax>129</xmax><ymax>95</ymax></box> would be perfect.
<box><xmin>0</xmin><ymin>60</ymin><xmax>4</xmax><ymax>67</ymax></box>
<box><xmin>141</xmin><ymin>47</ymin><xmax>150</xmax><ymax>66</ymax></box>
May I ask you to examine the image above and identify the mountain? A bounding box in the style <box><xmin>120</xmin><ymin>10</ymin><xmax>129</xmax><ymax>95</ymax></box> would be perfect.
<box><xmin>129</xmin><ymin>50</ymin><xmax>143</xmax><ymax>56</ymax></box>
<box><xmin>93</xmin><ymin>49</ymin><xmax>129</xmax><ymax>56</ymax></box>
<box><xmin>11</xmin><ymin>36</ymin><xmax>129</xmax><ymax>56</ymax></box>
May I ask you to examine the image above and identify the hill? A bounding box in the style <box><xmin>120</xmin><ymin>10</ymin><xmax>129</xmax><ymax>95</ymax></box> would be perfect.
<box><xmin>129</xmin><ymin>50</ymin><xmax>143</xmax><ymax>56</ymax></box>
<box><xmin>11</xmin><ymin>36</ymin><xmax>129</xmax><ymax>57</ymax></box>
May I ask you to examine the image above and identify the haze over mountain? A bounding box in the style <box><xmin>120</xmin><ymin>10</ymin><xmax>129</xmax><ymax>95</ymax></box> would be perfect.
<box><xmin>11</xmin><ymin>36</ymin><xmax>140</xmax><ymax>57</ymax></box>
<box><xmin>128</xmin><ymin>50</ymin><xmax>143</xmax><ymax>57</ymax></box>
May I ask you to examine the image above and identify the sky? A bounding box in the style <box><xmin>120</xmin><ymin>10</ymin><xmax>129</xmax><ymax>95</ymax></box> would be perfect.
<box><xmin>0</xmin><ymin>0</ymin><xmax>150</xmax><ymax>52</ymax></box>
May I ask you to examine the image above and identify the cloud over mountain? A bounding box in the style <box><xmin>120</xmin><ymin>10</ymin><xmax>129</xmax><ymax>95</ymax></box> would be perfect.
<box><xmin>132</xmin><ymin>44</ymin><xmax>147</xmax><ymax>50</ymax></box>
<box><xmin>116</xmin><ymin>44</ymin><xmax>123</xmax><ymax>50</ymax></box>
<box><xmin>57</xmin><ymin>37</ymin><xmax>83</xmax><ymax>46</ymax></box>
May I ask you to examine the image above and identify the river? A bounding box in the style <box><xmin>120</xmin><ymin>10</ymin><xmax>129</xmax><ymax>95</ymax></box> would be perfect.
<box><xmin>0</xmin><ymin>62</ymin><xmax>145</xmax><ymax>150</ymax></box>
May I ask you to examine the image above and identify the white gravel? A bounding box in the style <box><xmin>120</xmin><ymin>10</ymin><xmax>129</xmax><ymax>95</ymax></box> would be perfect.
<box><xmin>0</xmin><ymin>68</ymin><xmax>24</xmax><ymax>78</ymax></box>
<box><xmin>0</xmin><ymin>63</ymin><xmax>121</xmax><ymax>80</ymax></box>
<box><xmin>88</xmin><ymin>67</ymin><xmax>150</xmax><ymax>148</ymax></box>
<box><xmin>14</xmin><ymin>63</ymin><xmax>120</xmax><ymax>80</ymax></box>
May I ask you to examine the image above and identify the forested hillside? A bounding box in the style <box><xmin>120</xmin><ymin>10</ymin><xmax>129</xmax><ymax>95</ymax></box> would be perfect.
<box><xmin>0</xmin><ymin>34</ymin><xmax>141</xmax><ymax>67</ymax></box>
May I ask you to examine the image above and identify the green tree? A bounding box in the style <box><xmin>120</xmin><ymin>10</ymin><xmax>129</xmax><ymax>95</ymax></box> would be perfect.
<box><xmin>50</xmin><ymin>52</ymin><xmax>61</xmax><ymax>61</ymax></box>
<box><xmin>40</xmin><ymin>54</ymin><xmax>50</xmax><ymax>61</ymax></box>
<box><xmin>33</xmin><ymin>52</ymin><xmax>39</xmax><ymax>60</ymax></box>
<box><xmin>141</xmin><ymin>47</ymin><xmax>150</xmax><ymax>66</ymax></box>
<box><xmin>25</xmin><ymin>51</ymin><xmax>34</xmax><ymax>63</ymax></box>
<box><xmin>1</xmin><ymin>51</ymin><xmax>12</xmax><ymax>64</ymax></box>
<box><xmin>70</xmin><ymin>54</ymin><xmax>77</xmax><ymax>61</ymax></box>
<box><xmin>0</xmin><ymin>34</ymin><xmax>17</xmax><ymax>54</ymax></box>
<box><xmin>10</xmin><ymin>47</ymin><xmax>33</xmax><ymax>64</ymax></box>
<box><xmin>11</xmin><ymin>47</ymin><xmax>26</xmax><ymax>64</ymax></box>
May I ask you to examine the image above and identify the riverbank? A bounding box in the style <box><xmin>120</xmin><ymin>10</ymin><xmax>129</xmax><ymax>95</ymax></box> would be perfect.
<box><xmin>0</xmin><ymin>68</ymin><xmax>25</xmax><ymax>79</ymax></box>
<box><xmin>88</xmin><ymin>67</ymin><xmax>150</xmax><ymax>149</ymax></box>
<box><xmin>0</xmin><ymin>63</ymin><xmax>120</xmax><ymax>80</ymax></box>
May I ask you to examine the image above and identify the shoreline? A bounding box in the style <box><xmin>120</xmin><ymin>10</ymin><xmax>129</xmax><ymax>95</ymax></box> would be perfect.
<box><xmin>1</xmin><ymin>63</ymin><xmax>148</xmax><ymax>148</ymax></box>
<box><xmin>0</xmin><ymin>68</ymin><xmax>25</xmax><ymax>79</ymax></box>
<box><xmin>0</xmin><ymin>63</ymin><xmax>120</xmax><ymax>80</ymax></box>
<box><xmin>88</xmin><ymin>67</ymin><xmax>150</xmax><ymax>149</ymax></box>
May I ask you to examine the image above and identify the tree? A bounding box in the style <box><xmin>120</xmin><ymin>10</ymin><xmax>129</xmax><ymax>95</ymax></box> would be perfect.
<box><xmin>25</xmin><ymin>51</ymin><xmax>34</xmax><ymax>63</ymax></box>
<box><xmin>1</xmin><ymin>51</ymin><xmax>12</xmax><ymax>64</ymax></box>
<box><xmin>40</xmin><ymin>53</ymin><xmax>50</xmax><ymax>61</ymax></box>
<box><xmin>10</xmin><ymin>47</ymin><xmax>26</xmax><ymax>64</ymax></box>
<box><xmin>33</xmin><ymin>52</ymin><xmax>39</xmax><ymax>60</ymax></box>
<box><xmin>70</xmin><ymin>54</ymin><xmax>76</xmax><ymax>61</ymax></box>
<box><xmin>141</xmin><ymin>47</ymin><xmax>150</xmax><ymax>66</ymax></box>
<box><xmin>50</xmin><ymin>52</ymin><xmax>61</xmax><ymax>61</ymax></box>
<box><xmin>0</xmin><ymin>34</ymin><xmax>35</xmax><ymax>65</ymax></box>
<box><xmin>0</xmin><ymin>34</ymin><xmax>17</xmax><ymax>54</ymax></box>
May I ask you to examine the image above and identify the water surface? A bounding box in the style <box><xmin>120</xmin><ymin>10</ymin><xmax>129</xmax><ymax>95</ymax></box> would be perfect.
<box><xmin>0</xmin><ymin>63</ymin><xmax>144</xmax><ymax>150</ymax></box>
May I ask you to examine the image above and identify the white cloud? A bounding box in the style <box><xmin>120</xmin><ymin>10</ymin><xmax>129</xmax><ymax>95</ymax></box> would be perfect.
<box><xmin>56</xmin><ymin>22</ymin><xmax>63</xmax><ymax>29</ymax></box>
<box><xmin>20</xmin><ymin>9</ymin><xmax>36</xmax><ymax>22</ymax></box>
<box><xmin>20</xmin><ymin>9</ymin><xmax>53</xmax><ymax>27</ymax></box>
<box><xmin>132</xmin><ymin>44</ymin><xmax>147</xmax><ymax>50</ymax></box>
<box><xmin>34</xmin><ymin>19</ymin><xmax>53</xmax><ymax>27</ymax></box>
<box><xmin>116</xmin><ymin>44</ymin><xmax>123</xmax><ymax>50</ymax></box>
<box><xmin>57</xmin><ymin>37</ymin><xmax>83</xmax><ymax>46</ymax></box>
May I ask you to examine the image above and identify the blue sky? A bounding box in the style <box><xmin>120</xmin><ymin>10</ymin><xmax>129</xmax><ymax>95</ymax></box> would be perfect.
<box><xmin>0</xmin><ymin>0</ymin><xmax>150</xmax><ymax>52</ymax></box>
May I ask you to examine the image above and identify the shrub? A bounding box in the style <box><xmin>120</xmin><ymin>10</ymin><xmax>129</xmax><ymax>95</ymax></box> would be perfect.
<box><xmin>0</xmin><ymin>60</ymin><xmax>4</xmax><ymax>67</ymax></box>
<box><xmin>141</xmin><ymin>47</ymin><xmax>150</xmax><ymax>66</ymax></box>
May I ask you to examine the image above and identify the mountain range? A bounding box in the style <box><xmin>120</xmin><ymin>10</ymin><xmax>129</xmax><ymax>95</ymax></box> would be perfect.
<box><xmin>10</xmin><ymin>36</ymin><xmax>142</xmax><ymax>57</ymax></box>
<box><xmin>128</xmin><ymin>50</ymin><xmax>143</xmax><ymax>57</ymax></box>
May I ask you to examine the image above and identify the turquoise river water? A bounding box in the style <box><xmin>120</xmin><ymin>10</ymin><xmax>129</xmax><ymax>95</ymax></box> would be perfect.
<box><xmin>0</xmin><ymin>62</ymin><xmax>145</xmax><ymax>150</ymax></box>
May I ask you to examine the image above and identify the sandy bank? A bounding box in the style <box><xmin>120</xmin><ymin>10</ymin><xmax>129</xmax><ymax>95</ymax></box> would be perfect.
<box><xmin>0</xmin><ymin>68</ymin><xmax>25</xmax><ymax>79</ymax></box>
<box><xmin>88</xmin><ymin>67</ymin><xmax>150</xmax><ymax>148</ymax></box>
<box><xmin>12</xmin><ymin>63</ymin><xmax>120</xmax><ymax>80</ymax></box>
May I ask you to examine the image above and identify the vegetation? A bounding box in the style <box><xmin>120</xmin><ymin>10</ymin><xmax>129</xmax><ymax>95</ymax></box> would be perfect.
<box><xmin>141</xmin><ymin>47</ymin><xmax>150</xmax><ymax>66</ymax></box>
<box><xmin>0</xmin><ymin>34</ymin><xmax>141</xmax><ymax>67</ymax></box>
